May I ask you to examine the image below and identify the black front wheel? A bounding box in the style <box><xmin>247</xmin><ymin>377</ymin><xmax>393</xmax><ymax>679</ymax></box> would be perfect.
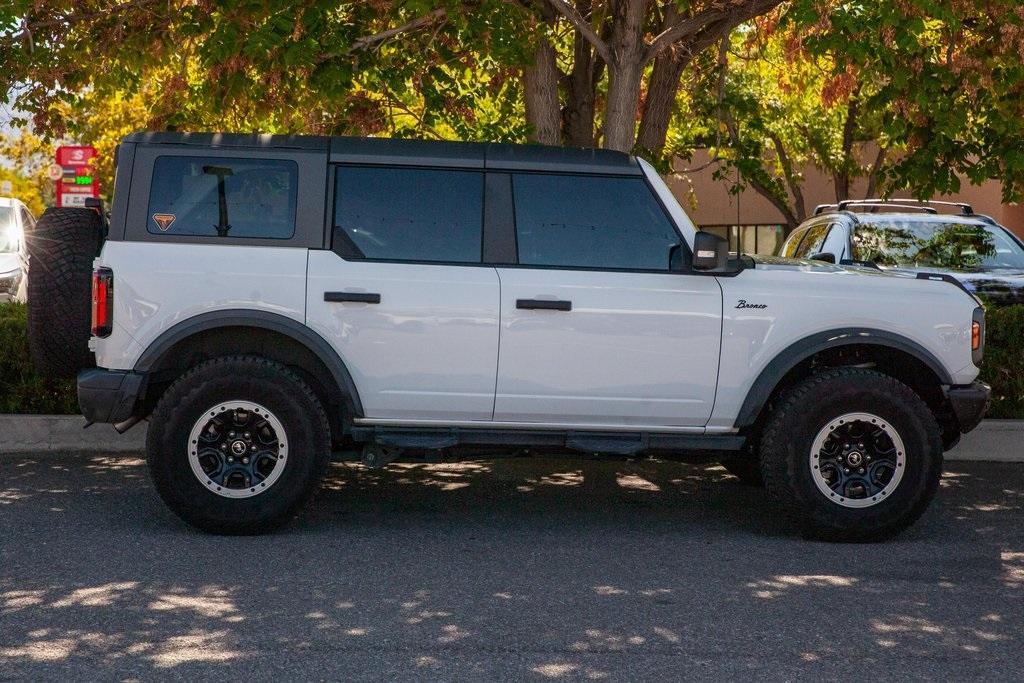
<box><xmin>146</xmin><ymin>356</ymin><xmax>331</xmax><ymax>534</ymax></box>
<box><xmin>760</xmin><ymin>368</ymin><xmax>943</xmax><ymax>542</ymax></box>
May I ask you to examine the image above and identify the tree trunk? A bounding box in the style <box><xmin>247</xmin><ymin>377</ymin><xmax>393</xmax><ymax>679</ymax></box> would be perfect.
<box><xmin>603</xmin><ymin>63</ymin><xmax>643</xmax><ymax>151</ymax></box>
<box><xmin>865</xmin><ymin>146</ymin><xmax>887</xmax><ymax>199</ymax></box>
<box><xmin>635</xmin><ymin>4</ymin><xmax>685</xmax><ymax>155</ymax></box>
<box><xmin>523</xmin><ymin>35</ymin><xmax>561</xmax><ymax>145</ymax></box>
<box><xmin>834</xmin><ymin>92</ymin><xmax>860</xmax><ymax>201</ymax></box>
<box><xmin>638</xmin><ymin>20</ymin><xmax>735</xmax><ymax>157</ymax></box>
<box><xmin>601</xmin><ymin>0</ymin><xmax>646</xmax><ymax>152</ymax></box>
<box><xmin>635</xmin><ymin>50</ymin><xmax>687</xmax><ymax>154</ymax></box>
<box><xmin>563</xmin><ymin>2</ymin><xmax>596</xmax><ymax>147</ymax></box>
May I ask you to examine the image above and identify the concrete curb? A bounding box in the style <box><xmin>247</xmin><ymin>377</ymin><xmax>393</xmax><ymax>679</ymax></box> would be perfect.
<box><xmin>0</xmin><ymin>415</ymin><xmax>147</xmax><ymax>454</ymax></box>
<box><xmin>946</xmin><ymin>419</ymin><xmax>1024</xmax><ymax>462</ymax></box>
<box><xmin>0</xmin><ymin>415</ymin><xmax>1021</xmax><ymax>462</ymax></box>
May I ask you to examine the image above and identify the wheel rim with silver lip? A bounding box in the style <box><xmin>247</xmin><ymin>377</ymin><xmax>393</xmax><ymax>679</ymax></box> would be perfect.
<box><xmin>809</xmin><ymin>412</ymin><xmax>905</xmax><ymax>509</ymax></box>
<box><xmin>187</xmin><ymin>401</ymin><xmax>288</xmax><ymax>499</ymax></box>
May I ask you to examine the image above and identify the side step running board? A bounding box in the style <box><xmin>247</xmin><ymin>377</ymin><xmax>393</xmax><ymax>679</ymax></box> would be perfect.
<box><xmin>349</xmin><ymin>426</ymin><xmax>745</xmax><ymax>457</ymax></box>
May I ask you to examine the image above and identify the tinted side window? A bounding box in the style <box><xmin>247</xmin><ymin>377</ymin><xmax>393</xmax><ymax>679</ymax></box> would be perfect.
<box><xmin>147</xmin><ymin>156</ymin><xmax>297</xmax><ymax>238</ymax></box>
<box><xmin>512</xmin><ymin>174</ymin><xmax>680</xmax><ymax>270</ymax></box>
<box><xmin>792</xmin><ymin>223</ymin><xmax>831</xmax><ymax>258</ymax></box>
<box><xmin>333</xmin><ymin>166</ymin><xmax>483</xmax><ymax>263</ymax></box>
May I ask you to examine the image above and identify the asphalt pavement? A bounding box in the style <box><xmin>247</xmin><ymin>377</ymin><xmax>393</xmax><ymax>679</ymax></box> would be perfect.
<box><xmin>1</xmin><ymin>454</ymin><xmax>1022</xmax><ymax>681</ymax></box>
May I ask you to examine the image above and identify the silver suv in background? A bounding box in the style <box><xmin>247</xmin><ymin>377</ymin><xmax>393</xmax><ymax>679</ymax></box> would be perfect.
<box><xmin>780</xmin><ymin>199</ymin><xmax>1024</xmax><ymax>306</ymax></box>
<box><xmin>0</xmin><ymin>197</ymin><xmax>33</xmax><ymax>302</ymax></box>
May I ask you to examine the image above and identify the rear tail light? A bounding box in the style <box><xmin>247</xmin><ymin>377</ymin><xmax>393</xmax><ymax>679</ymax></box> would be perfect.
<box><xmin>91</xmin><ymin>267</ymin><xmax>113</xmax><ymax>338</ymax></box>
<box><xmin>971</xmin><ymin>307</ymin><xmax>985</xmax><ymax>366</ymax></box>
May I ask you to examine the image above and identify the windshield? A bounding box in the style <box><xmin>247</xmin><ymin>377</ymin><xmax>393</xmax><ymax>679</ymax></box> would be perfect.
<box><xmin>852</xmin><ymin>220</ymin><xmax>1024</xmax><ymax>270</ymax></box>
<box><xmin>0</xmin><ymin>207</ymin><xmax>18</xmax><ymax>253</ymax></box>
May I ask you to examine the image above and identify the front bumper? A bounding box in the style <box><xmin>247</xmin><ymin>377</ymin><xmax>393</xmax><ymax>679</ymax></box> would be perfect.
<box><xmin>78</xmin><ymin>368</ymin><xmax>146</xmax><ymax>424</ymax></box>
<box><xmin>946</xmin><ymin>381</ymin><xmax>991</xmax><ymax>434</ymax></box>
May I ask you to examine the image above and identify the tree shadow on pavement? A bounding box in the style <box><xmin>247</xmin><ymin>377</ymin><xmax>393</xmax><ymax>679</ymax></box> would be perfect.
<box><xmin>0</xmin><ymin>454</ymin><xmax>1021</xmax><ymax>680</ymax></box>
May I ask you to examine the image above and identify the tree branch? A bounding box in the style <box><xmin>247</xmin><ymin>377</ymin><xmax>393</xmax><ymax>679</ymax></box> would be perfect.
<box><xmin>16</xmin><ymin>0</ymin><xmax>163</xmax><ymax>33</ymax></box>
<box><xmin>718</xmin><ymin>45</ymin><xmax>800</xmax><ymax>229</ymax></box>
<box><xmin>769</xmin><ymin>131</ymin><xmax>807</xmax><ymax>222</ymax></box>
<box><xmin>314</xmin><ymin>8</ymin><xmax>450</xmax><ymax>63</ymax></box>
<box><xmin>865</xmin><ymin>146</ymin><xmax>888</xmax><ymax>199</ymax></box>
<box><xmin>834</xmin><ymin>88</ymin><xmax>861</xmax><ymax>201</ymax></box>
<box><xmin>543</xmin><ymin>0</ymin><xmax>612</xmax><ymax>64</ymax></box>
<box><xmin>644</xmin><ymin>0</ymin><xmax>784</xmax><ymax>63</ymax></box>
<box><xmin>347</xmin><ymin>7</ymin><xmax>448</xmax><ymax>54</ymax></box>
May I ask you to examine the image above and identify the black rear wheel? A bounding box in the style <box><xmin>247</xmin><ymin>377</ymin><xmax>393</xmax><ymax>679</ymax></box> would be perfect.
<box><xmin>146</xmin><ymin>356</ymin><xmax>331</xmax><ymax>534</ymax></box>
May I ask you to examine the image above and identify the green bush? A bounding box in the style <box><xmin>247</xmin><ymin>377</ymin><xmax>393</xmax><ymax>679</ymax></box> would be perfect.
<box><xmin>979</xmin><ymin>304</ymin><xmax>1024</xmax><ymax>419</ymax></box>
<box><xmin>0</xmin><ymin>302</ymin><xmax>78</xmax><ymax>414</ymax></box>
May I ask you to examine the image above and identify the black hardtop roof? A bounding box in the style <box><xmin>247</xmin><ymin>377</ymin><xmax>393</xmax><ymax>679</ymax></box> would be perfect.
<box><xmin>122</xmin><ymin>131</ymin><xmax>641</xmax><ymax>175</ymax></box>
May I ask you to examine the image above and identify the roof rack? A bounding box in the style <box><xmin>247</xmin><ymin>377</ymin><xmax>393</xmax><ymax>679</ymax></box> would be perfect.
<box><xmin>815</xmin><ymin>198</ymin><xmax>974</xmax><ymax>216</ymax></box>
<box><xmin>838</xmin><ymin>202</ymin><xmax>938</xmax><ymax>214</ymax></box>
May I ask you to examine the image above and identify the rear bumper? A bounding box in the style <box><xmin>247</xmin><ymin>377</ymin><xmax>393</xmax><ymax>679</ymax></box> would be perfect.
<box><xmin>946</xmin><ymin>381</ymin><xmax>991</xmax><ymax>434</ymax></box>
<box><xmin>77</xmin><ymin>368</ymin><xmax>146</xmax><ymax>424</ymax></box>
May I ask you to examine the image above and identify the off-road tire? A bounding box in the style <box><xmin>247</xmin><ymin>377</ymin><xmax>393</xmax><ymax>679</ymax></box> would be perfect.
<box><xmin>147</xmin><ymin>356</ymin><xmax>331</xmax><ymax>534</ymax></box>
<box><xmin>25</xmin><ymin>207</ymin><xmax>104</xmax><ymax>378</ymax></box>
<box><xmin>760</xmin><ymin>368</ymin><xmax>943</xmax><ymax>542</ymax></box>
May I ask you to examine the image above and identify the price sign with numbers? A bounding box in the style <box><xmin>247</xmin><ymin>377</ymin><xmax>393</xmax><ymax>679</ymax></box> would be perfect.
<box><xmin>55</xmin><ymin>146</ymin><xmax>100</xmax><ymax>208</ymax></box>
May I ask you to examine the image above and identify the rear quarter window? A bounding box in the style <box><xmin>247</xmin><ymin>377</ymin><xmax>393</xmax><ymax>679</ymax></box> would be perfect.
<box><xmin>147</xmin><ymin>156</ymin><xmax>298</xmax><ymax>239</ymax></box>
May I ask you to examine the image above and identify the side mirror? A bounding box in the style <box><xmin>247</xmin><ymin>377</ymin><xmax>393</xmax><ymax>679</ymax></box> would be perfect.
<box><xmin>692</xmin><ymin>231</ymin><xmax>729</xmax><ymax>272</ymax></box>
<box><xmin>809</xmin><ymin>251</ymin><xmax>836</xmax><ymax>264</ymax></box>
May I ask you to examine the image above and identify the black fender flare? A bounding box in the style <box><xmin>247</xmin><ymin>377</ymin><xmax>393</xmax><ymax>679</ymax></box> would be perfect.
<box><xmin>134</xmin><ymin>309</ymin><xmax>364</xmax><ymax>418</ymax></box>
<box><xmin>734</xmin><ymin>328</ymin><xmax>953</xmax><ymax>428</ymax></box>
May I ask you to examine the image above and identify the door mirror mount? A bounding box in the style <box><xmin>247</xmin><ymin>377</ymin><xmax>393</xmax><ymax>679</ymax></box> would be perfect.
<box><xmin>668</xmin><ymin>243</ymin><xmax>683</xmax><ymax>271</ymax></box>
<box><xmin>809</xmin><ymin>251</ymin><xmax>836</xmax><ymax>264</ymax></box>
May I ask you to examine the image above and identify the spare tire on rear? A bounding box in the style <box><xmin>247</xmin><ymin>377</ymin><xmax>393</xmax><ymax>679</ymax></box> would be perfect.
<box><xmin>25</xmin><ymin>207</ymin><xmax>104</xmax><ymax>378</ymax></box>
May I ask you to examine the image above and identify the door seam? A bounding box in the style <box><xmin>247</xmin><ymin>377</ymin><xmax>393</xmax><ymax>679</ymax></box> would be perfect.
<box><xmin>490</xmin><ymin>266</ymin><xmax>502</xmax><ymax>420</ymax></box>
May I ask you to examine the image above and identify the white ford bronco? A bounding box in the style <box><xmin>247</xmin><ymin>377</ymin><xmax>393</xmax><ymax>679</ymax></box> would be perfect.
<box><xmin>25</xmin><ymin>133</ymin><xmax>989</xmax><ymax>540</ymax></box>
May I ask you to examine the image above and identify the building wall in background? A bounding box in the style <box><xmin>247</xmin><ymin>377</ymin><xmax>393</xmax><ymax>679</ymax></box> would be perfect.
<box><xmin>665</xmin><ymin>149</ymin><xmax>1022</xmax><ymax>253</ymax></box>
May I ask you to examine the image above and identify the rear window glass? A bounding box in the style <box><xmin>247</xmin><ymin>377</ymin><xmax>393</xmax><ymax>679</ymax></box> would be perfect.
<box><xmin>147</xmin><ymin>156</ymin><xmax>297</xmax><ymax>239</ymax></box>
<box><xmin>333</xmin><ymin>166</ymin><xmax>483</xmax><ymax>263</ymax></box>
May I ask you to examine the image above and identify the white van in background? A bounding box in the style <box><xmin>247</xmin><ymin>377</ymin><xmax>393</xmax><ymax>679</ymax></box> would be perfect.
<box><xmin>0</xmin><ymin>196</ymin><xmax>33</xmax><ymax>302</ymax></box>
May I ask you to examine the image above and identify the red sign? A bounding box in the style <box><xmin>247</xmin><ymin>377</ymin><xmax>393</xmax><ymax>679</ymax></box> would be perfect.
<box><xmin>55</xmin><ymin>145</ymin><xmax>100</xmax><ymax>208</ymax></box>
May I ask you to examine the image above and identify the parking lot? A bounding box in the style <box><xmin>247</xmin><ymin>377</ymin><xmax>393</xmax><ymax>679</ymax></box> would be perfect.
<box><xmin>1</xmin><ymin>453</ymin><xmax>1021</xmax><ymax>680</ymax></box>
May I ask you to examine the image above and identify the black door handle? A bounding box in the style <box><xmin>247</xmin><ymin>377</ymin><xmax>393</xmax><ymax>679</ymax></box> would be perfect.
<box><xmin>516</xmin><ymin>298</ymin><xmax>571</xmax><ymax>311</ymax></box>
<box><xmin>324</xmin><ymin>291</ymin><xmax>381</xmax><ymax>304</ymax></box>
